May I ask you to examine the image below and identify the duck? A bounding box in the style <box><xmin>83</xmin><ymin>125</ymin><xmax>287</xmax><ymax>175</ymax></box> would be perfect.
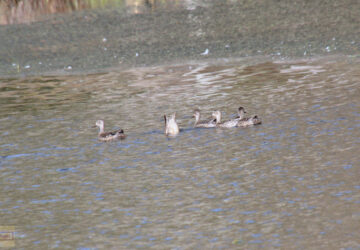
<box><xmin>212</xmin><ymin>110</ymin><xmax>238</xmax><ymax>128</ymax></box>
<box><xmin>164</xmin><ymin>113</ymin><xmax>179</xmax><ymax>136</ymax></box>
<box><xmin>237</xmin><ymin>115</ymin><xmax>262</xmax><ymax>127</ymax></box>
<box><xmin>94</xmin><ymin>120</ymin><xmax>126</xmax><ymax>142</ymax></box>
<box><xmin>192</xmin><ymin>109</ymin><xmax>216</xmax><ymax>128</ymax></box>
<box><xmin>212</xmin><ymin>109</ymin><xmax>262</xmax><ymax>128</ymax></box>
<box><xmin>234</xmin><ymin>107</ymin><xmax>262</xmax><ymax>126</ymax></box>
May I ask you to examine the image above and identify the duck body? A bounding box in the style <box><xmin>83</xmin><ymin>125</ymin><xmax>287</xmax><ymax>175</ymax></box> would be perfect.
<box><xmin>193</xmin><ymin>110</ymin><xmax>217</xmax><ymax>128</ymax></box>
<box><xmin>164</xmin><ymin>113</ymin><xmax>179</xmax><ymax>136</ymax></box>
<box><xmin>218</xmin><ymin>119</ymin><xmax>239</xmax><ymax>128</ymax></box>
<box><xmin>95</xmin><ymin>120</ymin><xmax>126</xmax><ymax>142</ymax></box>
<box><xmin>98</xmin><ymin>129</ymin><xmax>126</xmax><ymax>141</ymax></box>
<box><xmin>236</xmin><ymin>115</ymin><xmax>262</xmax><ymax>127</ymax></box>
<box><xmin>195</xmin><ymin>121</ymin><xmax>217</xmax><ymax>128</ymax></box>
<box><xmin>212</xmin><ymin>110</ymin><xmax>238</xmax><ymax>128</ymax></box>
<box><xmin>212</xmin><ymin>108</ymin><xmax>262</xmax><ymax>128</ymax></box>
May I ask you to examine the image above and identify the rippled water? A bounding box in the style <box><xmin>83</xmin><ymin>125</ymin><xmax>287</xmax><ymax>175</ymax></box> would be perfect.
<box><xmin>0</xmin><ymin>56</ymin><xmax>359</xmax><ymax>248</ymax></box>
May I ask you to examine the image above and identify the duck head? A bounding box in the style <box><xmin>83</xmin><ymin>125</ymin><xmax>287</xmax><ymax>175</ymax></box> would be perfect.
<box><xmin>237</xmin><ymin>107</ymin><xmax>247</xmax><ymax>119</ymax></box>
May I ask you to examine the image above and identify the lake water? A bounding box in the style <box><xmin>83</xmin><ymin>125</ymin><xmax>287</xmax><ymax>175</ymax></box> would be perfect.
<box><xmin>1</xmin><ymin>55</ymin><xmax>359</xmax><ymax>248</ymax></box>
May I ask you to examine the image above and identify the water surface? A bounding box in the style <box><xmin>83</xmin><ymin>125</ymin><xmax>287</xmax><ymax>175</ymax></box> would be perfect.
<box><xmin>0</xmin><ymin>56</ymin><xmax>359</xmax><ymax>248</ymax></box>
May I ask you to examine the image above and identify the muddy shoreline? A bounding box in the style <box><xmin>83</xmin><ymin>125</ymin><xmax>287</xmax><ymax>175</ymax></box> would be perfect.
<box><xmin>0</xmin><ymin>0</ymin><xmax>359</xmax><ymax>76</ymax></box>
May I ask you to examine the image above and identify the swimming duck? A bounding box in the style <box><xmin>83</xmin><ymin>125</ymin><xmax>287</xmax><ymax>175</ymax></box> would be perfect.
<box><xmin>236</xmin><ymin>115</ymin><xmax>262</xmax><ymax>127</ymax></box>
<box><xmin>212</xmin><ymin>110</ymin><xmax>239</xmax><ymax>128</ymax></box>
<box><xmin>234</xmin><ymin>107</ymin><xmax>262</xmax><ymax>126</ymax></box>
<box><xmin>94</xmin><ymin>120</ymin><xmax>126</xmax><ymax>141</ymax></box>
<box><xmin>212</xmin><ymin>109</ymin><xmax>262</xmax><ymax>128</ymax></box>
<box><xmin>164</xmin><ymin>113</ymin><xmax>179</xmax><ymax>136</ymax></box>
<box><xmin>193</xmin><ymin>109</ymin><xmax>216</xmax><ymax>128</ymax></box>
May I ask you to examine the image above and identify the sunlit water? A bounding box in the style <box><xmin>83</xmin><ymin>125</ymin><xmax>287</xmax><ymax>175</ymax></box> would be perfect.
<box><xmin>0</xmin><ymin>56</ymin><xmax>359</xmax><ymax>248</ymax></box>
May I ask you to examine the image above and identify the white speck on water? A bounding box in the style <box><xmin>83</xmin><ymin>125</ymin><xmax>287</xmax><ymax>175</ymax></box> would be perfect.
<box><xmin>276</xmin><ymin>52</ymin><xmax>281</xmax><ymax>56</ymax></box>
<box><xmin>304</xmin><ymin>51</ymin><xmax>307</xmax><ymax>56</ymax></box>
<box><xmin>66</xmin><ymin>66</ymin><xmax>72</xmax><ymax>70</ymax></box>
<box><xmin>351</xmin><ymin>41</ymin><xmax>355</xmax><ymax>44</ymax></box>
<box><xmin>12</xmin><ymin>63</ymin><xmax>17</xmax><ymax>67</ymax></box>
<box><xmin>103</xmin><ymin>47</ymin><xmax>107</xmax><ymax>51</ymax></box>
<box><xmin>257</xmin><ymin>50</ymin><xmax>262</xmax><ymax>53</ymax></box>
<box><xmin>24</xmin><ymin>65</ymin><xmax>30</xmax><ymax>69</ymax></box>
<box><xmin>325</xmin><ymin>46</ymin><xmax>331</xmax><ymax>52</ymax></box>
<box><xmin>225</xmin><ymin>44</ymin><xmax>230</xmax><ymax>48</ymax></box>
<box><xmin>201</xmin><ymin>48</ymin><xmax>209</xmax><ymax>55</ymax></box>
<box><xmin>135</xmin><ymin>53</ymin><xmax>139</xmax><ymax>57</ymax></box>
<box><xmin>102</xmin><ymin>37</ymin><xmax>107</xmax><ymax>42</ymax></box>
<box><xmin>332</xmin><ymin>37</ymin><xmax>336</xmax><ymax>41</ymax></box>
<box><xmin>39</xmin><ymin>61</ymin><xmax>42</xmax><ymax>65</ymax></box>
